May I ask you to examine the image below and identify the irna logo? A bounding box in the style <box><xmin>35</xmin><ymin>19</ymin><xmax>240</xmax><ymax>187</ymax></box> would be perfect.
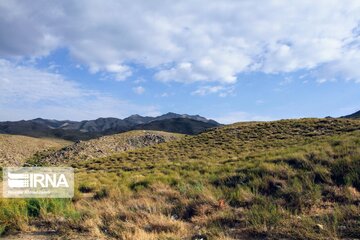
<box><xmin>7</xmin><ymin>172</ymin><xmax>69</xmax><ymax>188</ymax></box>
<box><xmin>3</xmin><ymin>167</ymin><xmax>74</xmax><ymax>198</ymax></box>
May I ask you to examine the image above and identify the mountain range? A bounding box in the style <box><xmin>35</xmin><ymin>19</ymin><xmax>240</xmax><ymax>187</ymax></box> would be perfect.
<box><xmin>0</xmin><ymin>113</ymin><xmax>219</xmax><ymax>141</ymax></box>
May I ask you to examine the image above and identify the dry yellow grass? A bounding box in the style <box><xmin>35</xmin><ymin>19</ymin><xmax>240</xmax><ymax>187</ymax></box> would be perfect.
<box><xmin>0</xmin><ymin>134</ymin><xmax>71</xmax><ymax>166</ymax></box>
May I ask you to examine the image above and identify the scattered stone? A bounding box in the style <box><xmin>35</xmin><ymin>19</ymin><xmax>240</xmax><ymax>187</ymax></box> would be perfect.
<box><xmin>315</xmin><ymin>224</ymin><xmax>324</xmax><ymax>232</ymax></box>
<box><xmin>35</xmin><ymin>131</ymin><xmax>181</xmax><ymax>165</ymax></box>
<box><xmin>191</xmin><ymin>234</ymin><xmax>208</xmax><ymax>240</ymax></box>
<box><xmin>170</xmin><ymin>214</ymin><xmax>178</xmax><ymax>220</ymax></box>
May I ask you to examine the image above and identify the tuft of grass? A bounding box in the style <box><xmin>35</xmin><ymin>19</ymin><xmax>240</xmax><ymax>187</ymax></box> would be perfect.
<box><xmin>93</xmin><ymin>187</ymin><xmax>110</xmax><ymax>200</ymax></box>
<box><xmin>245</xmin><ymin>202</ymin><xmax>287</xmax><ymax>231</ymax></box>
<box><xmin>331</xmin><ymin>157</ymin><xmax>360</xmax><ymax>191</ymax></box>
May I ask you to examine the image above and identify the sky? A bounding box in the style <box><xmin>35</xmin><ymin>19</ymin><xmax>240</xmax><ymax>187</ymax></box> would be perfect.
<box><xmin>1</xmin><ymin>0</ymin><xmax>360</xmax><ymax>124</ymax></box>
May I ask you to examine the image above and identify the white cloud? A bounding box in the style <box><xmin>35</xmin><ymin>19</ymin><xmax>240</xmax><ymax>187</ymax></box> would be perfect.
<box><xmin>155</xmin><ymin>50</ymin><xmax>250</xmax><ymax>84</ymax></box>
<box><xmin>191</xmin><ymin>85</ymin><xmax>235</xmax><ymax>97</ymax></box>
<box><xmin>133</xmin><ymin>86</ymin><xmax>145</xmax><ymax>95</ymax></box>
<box><xmin>0</xmin><ymin>59</ymin><xmax>157</xmax><ymax>120</ymax></box>
<box><xmin>156</xmin><ymin>92</ymin><xmax>173</xmax><ymax>98</ymax></box>
<box><xmin>213</xmin><ymin>111</ymin><xmax>274</xmax><ymax>124</ymax></box>
<box><xmin>316</xmin><ymin>78</ymin><xmax>328</xmax><ymax>84</ymax></box>
<box><xmin>104</xmin><ymin>64</ymin><xmax>132</xmax><ymax>81</ymax></box>
<box><xmin>316</xmin><ymin>46</ymin><xmax>360</xmax><ymax>83</ymax></box>
<box><xmin>1</xmin><ymin>0</ymin><xmax>360</xmax><ymax>83</ymax></box>
<box><xmin>0</xmin><ymin>59</ymin><xmax>87</xmax><ymax>102</ymax></box>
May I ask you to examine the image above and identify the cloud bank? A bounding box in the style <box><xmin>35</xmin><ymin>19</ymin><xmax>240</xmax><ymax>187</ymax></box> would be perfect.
<box><xmin>1</xmin><ymin>0</ymin><xmax>360</xmax><ymax>83</ymax></box>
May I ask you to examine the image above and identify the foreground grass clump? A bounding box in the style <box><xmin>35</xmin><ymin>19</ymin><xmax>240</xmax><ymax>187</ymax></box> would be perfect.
<box><xmin>0</xmin><ymin>198</ymin><xmax>81</xmax><ymax>236</ymax></box>
<box><xmin>2</xmin><ymin>118</ymin><xmax>360</xmax><ymax>239</ymax></box>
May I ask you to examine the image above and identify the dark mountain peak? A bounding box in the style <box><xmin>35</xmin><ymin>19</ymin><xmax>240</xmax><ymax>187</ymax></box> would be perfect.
<box><xmin>30</xmin><ymin>118</ymin><xmax>71</xmax><ymax>129</ymax></box>
<box><xmin>161</xmin><ymin>112</ymin><xmax>181</xmax><ymax>117</ymax></box>
<box><xmin>124</xmin><ymin>114</ymin><xmax>154</xmax><ymax>125</ymax></box>
<box><xmin>125</xmin><ymin>114</ymin><xmax>148</xmax><ymax>120</ymax></box>
<box><xmin>93</xmin><ymin>117</ymin><xmax>119</xmax><ymax>121</ymax></box>
<box><xmin>155</xmin><ymin>112</ymin><xmax>219</xmax><ymax>125</ymax></box>
<box><xmin>31</xmin><ymin>117</ymin><xmax>51</xmax><ymax>123</ymax></box>
<box><xmin>134</xmin><ymin>117</ymin><xmax>219</xmax><ymax>135</ymax></box>
<box><xmin>32</xmin><ymin>117</ymin><xmax>64</xmax><ymax>122</ymax></box>
<box><xmin>341</xmin><ymin>110</ymin><xmax>360</xmax><ymax>119</ymax></box>
<box><xmin>128</xmin><ymin>114</ymin><xmax>142</xmax><ymax>118</ymax></box>
<box><xmin>33</xmin><ymin>117</ymin><xmax>45</xmax><ymax>121</ymax></box>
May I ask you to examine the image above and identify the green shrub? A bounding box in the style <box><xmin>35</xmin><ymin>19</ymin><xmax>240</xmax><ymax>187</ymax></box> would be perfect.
<box><xmin>78</xmin><ymin>183</ymin><xmax>95</xmax><ymax>193</ymax></box>
<box><xmin>0</xmin><ymin>199</ymin><xmax>28</xmax><ymax>234</ymax></box>
<box><xmin>331</xmin><ymin>158</ymin><xmax>360</xmax><ymax>190</ymax></box>
<box><xmin>130</xmin><ymin>180</ymin><xmax>151</xmax><ymax>191</ymax></box>
<box><xmin>26</xmin><ymin>199</ymin><xmax>40</xmax><ymax>217</ymax></box>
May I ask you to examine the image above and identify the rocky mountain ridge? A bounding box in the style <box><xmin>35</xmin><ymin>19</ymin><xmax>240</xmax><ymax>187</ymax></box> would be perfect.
<box><xmin>0</xmin><ymin>113</ymin><xmax>219</xmax><ymax>141</ymax></box>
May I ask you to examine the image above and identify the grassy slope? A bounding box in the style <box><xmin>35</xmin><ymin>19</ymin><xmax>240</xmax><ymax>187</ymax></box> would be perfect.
<box><xmin>0</xmin><ymin>134</ymin><xmax>71</xmax><ymax>166</ymax></box>
<box><xmin>31</xmin><ymin>130</ymin><xmax>183</xmax><ymax>166</ymax></box>
<box><xmin>2</xmin><ymin>118</ymin><xmax>360</xmax><ymax>239</ymax></box>
<box><xmin>75</xmin><ymin>118</ymin><xmax>360</xmax><ymax>170</ymax></box>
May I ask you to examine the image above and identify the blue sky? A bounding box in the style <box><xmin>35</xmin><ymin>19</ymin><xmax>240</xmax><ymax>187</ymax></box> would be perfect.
<box><xmin>1</xmin><ymin>1</ymin><xmax>360</xmax><ymax>123</ymax></box>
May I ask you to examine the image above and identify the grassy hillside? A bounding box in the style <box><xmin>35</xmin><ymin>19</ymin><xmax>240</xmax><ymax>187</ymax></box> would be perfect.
<box><xmin>0</xmin><ymin>134</ymin><xmax>71</xmax><ymax>166</ymax></box>
<box><xmin>74</xmin><ymin>118</ymin><xmax>360</xmax><ymax>170</ymax></box>
<box><xmin>1</xmin><ymin>118</ymin><xmax>360</xmax><ymax>239</ymax></box>
<box><xmin>31</xmin><ymin>130</ymin><xmax>183</xmax><ymax>165</ymax></box>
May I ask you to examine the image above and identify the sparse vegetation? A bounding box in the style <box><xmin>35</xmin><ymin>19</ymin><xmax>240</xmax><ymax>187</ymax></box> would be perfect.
<box><xmin>36</xmin><ymin>130</ymin><xmax>183</xmax><ymax>166</ymax></box>
<box><xmin>1</xmin><ymin>118</ymin><xmax>360</xmax><ymax>239</ymax></box>
<box><xmin>0</xmin><ymin>134</ymin><xmax>71</xmax><ymax>166</ymax></box>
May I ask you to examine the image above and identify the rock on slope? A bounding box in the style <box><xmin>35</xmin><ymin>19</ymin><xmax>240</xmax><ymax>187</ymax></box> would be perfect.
<box><xmin>0</xmin><ymin>134</ymin><xmax>71</xmax><ymax>166</ymax></box>
<box><xmin>36</xmin><ymin>130</ymin><xmax>183</xmax><ymax>165</ymax></box>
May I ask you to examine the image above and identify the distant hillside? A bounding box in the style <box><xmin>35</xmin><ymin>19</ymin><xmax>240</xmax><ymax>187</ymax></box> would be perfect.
<box><xmin>341</xmin><ymin>110</ymin><xmax>360</xmax><ymax>119</ymax></box>
<box><xmin>74</xmin><ymin>118</ymin><xmax>360</xmax><ymax>169</ymax></box>
<box><xmin>0</xmin><ymin>135</ymin><xmax>71</xmax><ymax>166</ymax></box>
<box><xmin>33</xmin><ymin>130</ymin><xmax>183</xmax><ymax>165</ymax></box>
<box><xmin>0</xmin><ymin>113</ymin><xmax>219</xmax><ymax>141</ymax></box>
<box><xmin>37</xmin><ymin>118</ymin><xmax>360</xmax><ymax>168</ymax></box>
